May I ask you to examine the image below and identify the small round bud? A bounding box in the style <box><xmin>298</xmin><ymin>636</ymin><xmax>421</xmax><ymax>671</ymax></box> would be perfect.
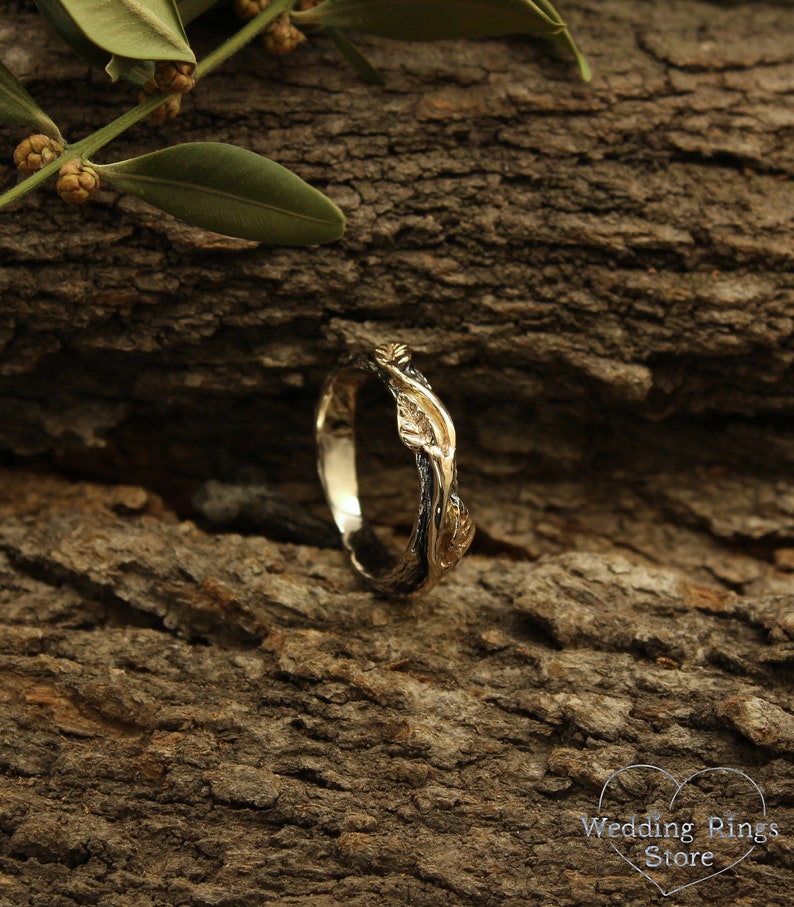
<box><xmin>234</xmin><ymin>0</ymin><xmax>270</xmax><ymax>20</ymax></box>
<box><xmin>154</xmin><ymin>61</ymin><xmax>195</xmax><ymax>95</ymax></box>
<box><xmin>56</xmin><ymin>159</ymin><xmax>100</xmax><ymax>205</ymax></box>
<box><xmin>138</xmin><ymin>80</ymin><xmax>182</xmax><ymax>123</ymax></box>
<box><xmin>13</xmin><ymin>134</ymin><xmax>64</xmax><ymax>175</ymax></box>
<box><xmin>263</xmin><ymin>14</ymin><xmax>306</xmax><ymax>56</ymax></box>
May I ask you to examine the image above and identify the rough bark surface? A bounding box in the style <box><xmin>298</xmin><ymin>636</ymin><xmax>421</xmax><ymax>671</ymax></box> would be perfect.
<box><xmin>0</xmin><ymin>0</ymin><xmax>793</xmax><ymax>904</ymax></box>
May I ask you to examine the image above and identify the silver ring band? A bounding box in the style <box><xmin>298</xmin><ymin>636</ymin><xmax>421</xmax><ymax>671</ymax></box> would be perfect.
<box><xmin>316</xmin><ymin>343</ymin><xmax>474</xmax><ymax>596</ymax></box>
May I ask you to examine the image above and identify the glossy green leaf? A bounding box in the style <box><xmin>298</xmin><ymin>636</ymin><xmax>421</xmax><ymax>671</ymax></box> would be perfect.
<box><xmin>54</xmin><ymin>0</ymin><xmax>195</xmax><ymax>64</ymax></box>
<box><xmin>294</xmin><ymin>0</ymin><xmax>566</xmax><ymax>41</ymax></box>
<box><xmin>327</xmin><ymin>29</ymin><xmax>383</xmax><ymax>84</ymax></box>
<box><xmin>98</xmin><ymin>143</ymin><xmax>346</xmax><ymax>245</ymax></box>
<box><xmin>0</xmin><ymin>57</ymin><xmax>60</xmax><ymax>136</ymax></box>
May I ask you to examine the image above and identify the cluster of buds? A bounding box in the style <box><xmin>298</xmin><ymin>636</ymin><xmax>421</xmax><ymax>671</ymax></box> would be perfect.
<box><xmin>13</xmin><ymin>134</ymin><xmax>64</xmax><ymax>175</ymax></box>
<box><xmin>234</xmin><ymin>0</ymin><xmax>270</xmax><ymax>20</ymax></box>
<box><xmin>56</xmin><ymin>159</ymin><xmax>100</xmax><ymax>205</ymax></box>
<box><xmin>154</xmin><ymin>61</ymin><xmax>196</xmax><ymax>95</ymax></box>
<box><xmin>263</xmin><ymin>14</ymin><xmax>306</xmax><ymax>56</ymax></box>
<box><xmin>137</xmin><ymin>60</ymin><xmax>195</xmax><ymax>123</ymax></box>
<box><xmin>138</xmin><ymin>79</ymin><xmax>182</xmax><ymax>124</ymax></box>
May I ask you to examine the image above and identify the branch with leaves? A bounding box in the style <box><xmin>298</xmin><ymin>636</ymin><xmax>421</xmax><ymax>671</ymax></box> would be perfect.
<box><xmin>1</xmin><ymin>0</ymin><xmax>590</xmax><ymax>246</ymax></box>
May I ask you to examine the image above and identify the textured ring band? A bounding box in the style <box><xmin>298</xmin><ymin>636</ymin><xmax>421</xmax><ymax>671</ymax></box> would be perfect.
<box><xmin>316</xmin><ymin>343</ymin><xmax>474</xmax><ymax>596</ymax></box>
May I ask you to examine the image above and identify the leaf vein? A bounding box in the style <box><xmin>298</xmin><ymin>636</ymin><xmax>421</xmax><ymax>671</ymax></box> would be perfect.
<box><xmin>109</xmin><ymin>171</ymin><xmax>337</xmax><ymax>225</ymax></box>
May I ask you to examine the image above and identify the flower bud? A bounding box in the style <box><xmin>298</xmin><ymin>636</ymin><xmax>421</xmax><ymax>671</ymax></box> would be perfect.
<box><xmin>154</xmin><ymin>61</ymin><xmax>195</xmax><ymax>95</ymax></box>
<box><xmin>263</xmin><ymin>14</ymin><xmax>306</xmax><ymax>56</ymax></box>
<box><xmin>138</xmin><ymin>80</ymin><xmax>182</xmax><ymax>123</ymax></box>
<box><xmin>234</xmin><ymin>0</ymin><xmax>270</xmax><ymax>20</ymax></box>
<box><xmin>13</xmin><ymin>134</ymin><xmax>64</xmax><ymax>175</ymax></box>
<box><xmin>56</xmin><ymin>159</ymin><xmax>100</xmax><ymax>204</ymax></box>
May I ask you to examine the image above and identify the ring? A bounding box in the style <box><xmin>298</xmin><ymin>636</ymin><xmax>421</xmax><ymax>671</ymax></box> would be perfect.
<box><xmin>316</xmin><ymin>343</ymin><xmax>474</xmax><ymax>596</ymax></box>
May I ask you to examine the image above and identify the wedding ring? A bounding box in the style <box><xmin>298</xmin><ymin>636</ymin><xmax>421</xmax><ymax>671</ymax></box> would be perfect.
<box><xmin>316</xmin><ymin>343</ymin><xmax>474</xmax><ymax>596</ymax></box>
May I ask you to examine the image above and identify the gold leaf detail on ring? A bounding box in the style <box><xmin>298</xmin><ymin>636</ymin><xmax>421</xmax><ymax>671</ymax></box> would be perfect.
<box><xmin>439</xmin><ymin>496</ymin><xmax>475</xmax><ymax>569</ymax></box>
<box><xmin>396</xmin><ymin>395</ymin><xmax>435</xmax><ymax>450</ymax></box>
<box><xmin>374</xmin><ymin>342</ymin><xmax>412</xmax><ymax>369</ymax></box>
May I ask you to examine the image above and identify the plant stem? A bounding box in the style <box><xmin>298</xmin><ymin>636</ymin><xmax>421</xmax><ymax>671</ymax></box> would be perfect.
<box><xmin>0</xmin><ymin>0</ymin><xmax>294</xmax><ymax>210</ymax></box>
<box><xmin>194</xmin><ymin>0</ymin><xmax>293</xmax><ymax>81</ymax></box>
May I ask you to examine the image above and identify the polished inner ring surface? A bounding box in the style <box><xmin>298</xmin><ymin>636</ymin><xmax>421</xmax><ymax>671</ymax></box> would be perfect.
<box><xmin>316</xmin><ymin>343</ymin><xmax>474</xmax><ymax>596</ymax></box>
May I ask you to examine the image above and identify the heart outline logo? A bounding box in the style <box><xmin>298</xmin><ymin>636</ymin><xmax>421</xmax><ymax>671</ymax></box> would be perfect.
<box><xmin>597</xmin><ymin>764</ymin><xmax>766</xmax><ymax>897</ymax></box>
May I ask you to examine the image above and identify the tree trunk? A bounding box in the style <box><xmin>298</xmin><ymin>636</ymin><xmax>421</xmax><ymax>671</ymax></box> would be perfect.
<box><xmin>0</xmin><ymin>1</ymin><xmax>792</xmax><ymax>904</ymax></box>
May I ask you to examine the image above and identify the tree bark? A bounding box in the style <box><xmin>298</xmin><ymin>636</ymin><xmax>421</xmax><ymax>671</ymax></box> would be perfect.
<box><xmin>0</xmin><ymin>1</ymin><xmax>793</xmax><ymax>904</ymax></box>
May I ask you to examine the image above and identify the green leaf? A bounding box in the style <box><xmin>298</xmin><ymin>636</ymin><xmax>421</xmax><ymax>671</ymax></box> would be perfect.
<box><xmin>34</xmin><ymin>0</ymin><xmax>112</xmax><ymax>72</ymax></box>
<box><xmin>327</xmin><ymin>28</ymin><xmax>384</xmax><ymax>84</ymax></box>
<box><xmin>105</xmin><ymin>56</ymin><xmax>155</xmax><ymax>85</ymax></box>
<box><xmin>54</xmin><ymin>0</ymin><xmax>195</xmax><ymax>64</ymax></box>
<box><xmin>295</xmin><ymin>0</ymin><xmax>591</xmax><ymax>79</ymax></box>
<box><xmin>98</xmin><ymin>143</ymin><xmax>346</xmax><ymax>245</ymax></box>
<box><xmin>550</xmin><ymin>27</ymin><xmax>591</xmax><ymax>82</ymax></box>
<box><xmin>177</xmin><ymin>0</ymin><xmax>224</xmax><ymax>27</ymax></box>
<box><xmin>294</xmin><ymin>0</ymin><xmax>566</xmax><ymax>41</ymax></box>
<box><xmin>0</xmin><ymin>57</ymin><xmax>61</xmax><ymax>136</ymax></box>
<box><xmin>532</xmin><ymin>0</ymin><xmax>591</xmax><ymax>81</ymax></box>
